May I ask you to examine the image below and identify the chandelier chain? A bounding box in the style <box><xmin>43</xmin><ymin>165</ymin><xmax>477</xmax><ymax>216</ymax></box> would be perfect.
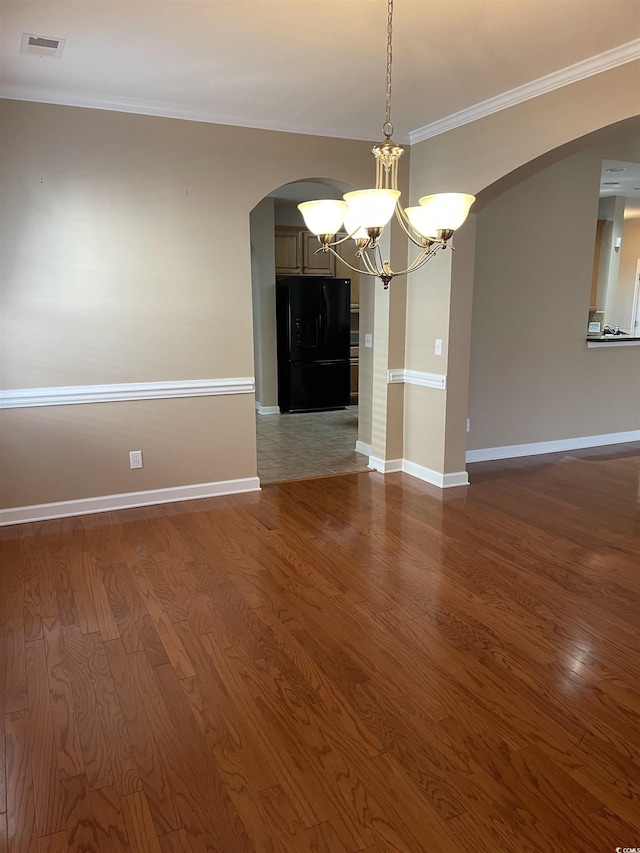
<box><xmin>383</xmin><ymin>0</ymin><xmax>394</xmax><ymax>138</ymax></box>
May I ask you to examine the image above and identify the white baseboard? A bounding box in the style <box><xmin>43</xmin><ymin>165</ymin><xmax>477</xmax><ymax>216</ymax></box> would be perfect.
<box><xmin>0</xmin><ymin>477</ymin><xmax>261</xmax><ymax>527</ymax></box>
<box><xmin>402</xmin><ymin>460</ymin><xmax>469</xmax><ymax>488</ymax></box>
<box><xmin>368</xmin><ymin>456</ymin><xmax>403</xmax><ymax>474</ymax></box>
<box><xmin>368</xmin><ymin>455</ymin><xmax>468</xmax><ymax>487</ymax></box>
<box><xmin>255</xmin><ymin>403</ymin><xmax>280</xmax><ymax>415</ymax></box>
<box><xmin>355</xmin><ymin>440</ymin><xmax>372</xmax><ymax>456</ymax></box>
<box><xmin>466</xmin><ymin>429</ymin><xmax>640</xmax><ymax>463</ymax></box>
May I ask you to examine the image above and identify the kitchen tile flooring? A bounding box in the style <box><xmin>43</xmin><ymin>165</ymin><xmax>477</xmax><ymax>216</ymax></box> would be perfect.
<box><xmin>256</xmin><ymin>406</ymin><xmax>369</xmax><ymax>483</ymax></box>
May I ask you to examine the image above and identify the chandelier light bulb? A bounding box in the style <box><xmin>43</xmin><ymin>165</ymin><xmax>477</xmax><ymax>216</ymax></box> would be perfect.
<box><xmin>298</xmin><ymin>199</ymin><xmax>348</xmax><ymax>237</ymax></box>
<box><xmin>417</xmin><ymin>193</ymin><xmax>476</xmax><ymax>232</ymax></box>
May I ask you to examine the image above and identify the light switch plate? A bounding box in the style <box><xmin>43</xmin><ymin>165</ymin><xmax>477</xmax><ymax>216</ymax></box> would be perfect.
<box><xmin>364</xmin><ymin>334</ymin><xmax>373</xmax><ymax>348</ymax></box>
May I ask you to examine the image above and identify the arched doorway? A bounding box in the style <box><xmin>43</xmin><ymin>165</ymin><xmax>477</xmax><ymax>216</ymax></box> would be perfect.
<box><xmin>250</xmin><ymin>179</ymin><xmax>372</xmax><ymax>484</ymax></box>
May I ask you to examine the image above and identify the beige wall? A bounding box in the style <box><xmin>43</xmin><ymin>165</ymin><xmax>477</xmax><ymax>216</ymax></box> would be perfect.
<box><xmin>0</xmin><ymin>99</ymin><xmax>375</xmax><ymax>509</ymax></box>
<box><xmin>409</xmin><ymin>61</ymin><xmax>640</xmax><ymax>196</ymax></box>
<box><xmin>468</xmin><ymin>124</ymin><xmax>640</xmax><ymax>452</ymax></box>
<box><xmin>404</xmin><ymin>63</ymin><xmax>640</xmax><ymax>476</ymax></box>
<box><xmin>357</xmin><ymin>273</ymin><xmax>374</xmax><ymax>447</ymax></box>
<box><xmin>2</xmin><ymin>59</ymin><xmax>639</xmax><ymax>512</ymax></box>
<box><xmin>444</xmin><ymin>216</ymin><xmax>477</xmax><ymax>472</ymax></box>
<box><xmin>1</xmin><ymin>103</ymin><xmax>254</xmax><ymax>387</ymax></box>
<box><xmin>0</xmin><ymin>396</ymin><xmax>257</xmax><ymax>508</ymax></box>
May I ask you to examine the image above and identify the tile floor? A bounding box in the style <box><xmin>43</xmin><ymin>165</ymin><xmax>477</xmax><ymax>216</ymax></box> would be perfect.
<box><xmin>256</xmin><ymin>406</ymin><xmax>370</xmax><ymax>483</ymax></box>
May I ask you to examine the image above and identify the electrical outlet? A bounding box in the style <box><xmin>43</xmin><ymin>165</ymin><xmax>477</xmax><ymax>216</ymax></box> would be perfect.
<box><xmin>435</xmin><ymin>338</ymin><xmax>442</xmax><ymax>356</ymax></box>
<box><xmin>129</xmin><ymin>450</ymin><xmax>143</xmax><ymax>469</ymax></box>
<box><xmin>364</xmin><ymin>333</ymin><xmax>373</xmax><ymax>348</ymax></box>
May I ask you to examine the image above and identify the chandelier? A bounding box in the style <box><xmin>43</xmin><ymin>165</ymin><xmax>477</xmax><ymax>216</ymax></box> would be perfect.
<box><xmin>298</xmin><ymin>0</ymin><xmax>475</xmax><ymax>289</ymax></box>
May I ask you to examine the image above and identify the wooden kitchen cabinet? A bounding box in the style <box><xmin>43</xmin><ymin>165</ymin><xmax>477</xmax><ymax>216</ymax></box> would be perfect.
<box><xmin>274</xmin><ymin>226</ymin><xmax>303</xmax><ymax>274</ymax></box>
<box><xmin>274</xmin><ymin>227</ymin><xmax>336</xmax><ymax>276</ymax></box>
<box><xmin>274</xmin><ymin>226</ymin><xmax>362</xmax><ymax>299</ymax></box>
<box><xmin>302</xmin><ymin>231</ymin><xmax>335</xmax><ymax>276</ymax></box>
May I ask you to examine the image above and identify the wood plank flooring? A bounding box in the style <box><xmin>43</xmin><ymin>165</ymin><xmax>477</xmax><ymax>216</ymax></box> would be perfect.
<box><xmin>1</xmin><ymin>443</ymin><xmax>639</xmax><ymax>851</ymax></box>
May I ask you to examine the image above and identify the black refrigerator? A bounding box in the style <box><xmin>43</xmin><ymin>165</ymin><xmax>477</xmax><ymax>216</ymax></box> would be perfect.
<box><xmin>276</xmin><ymin>276</ymin><xmax>351</xmax><ymax>413</ymax></box>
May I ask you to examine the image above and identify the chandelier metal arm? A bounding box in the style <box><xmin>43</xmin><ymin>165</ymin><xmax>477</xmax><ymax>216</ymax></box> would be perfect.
<box><xmin>391</xmin><ymin>240</ymin><xmax>449</xmax><ymax>276</ymax></box>
<box><xmin>313</xmin><ymin>232</ymin><xmax>448</xmax><ymax>289</ymax></box>
<box><xmin>393</xmin><ymin>200</ymin><xmax>450</xmax><ymax>250</ymax></box>
<box><xmin>360</xmin><ymin>247</ymin><xmax>382</xmax><ymax>278</ymax></box>
<box><xmin>393</xmin><ymin>205</ymin><xmax>434</xmax><ymax>249</ymax></box>
<box><xmin>321</xmin><ymin>232</ymin><xmax>359</xmax><ymax>249</ymax></box>
<box><xmin>405</xmin><ymin>246</ymin><xmax>442</xmax><ymax>274</ymax></box>
<box><xmin>313</xmin><ymin>245</ymin><xmax>366</xmax><ymax>278</ymax></box>
<box><xmin>394</xmin><ymin>200</ymin><xmax>418</xmax><ymax>234</ymax></box>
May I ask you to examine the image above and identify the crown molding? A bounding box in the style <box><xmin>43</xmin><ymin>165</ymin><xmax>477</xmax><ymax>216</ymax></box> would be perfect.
<box><xmin>410</xmin><ymin>38</ymin><xmax>640</xmax><ymax>144</ymax></box>
<box><xmin>2</xmin><ymin>39</ymin><xmax>637</xmax><ymax>146</ymax></box>
<box><xmin>0</xmin><ymin>85</ymin><xmax>410</xmax><ymax>144</ymax></box>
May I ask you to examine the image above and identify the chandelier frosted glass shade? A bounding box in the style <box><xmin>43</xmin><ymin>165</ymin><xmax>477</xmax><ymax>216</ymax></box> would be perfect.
<box><xmin>417</xmin><ymin>193</ymin><xmax>476</xmax><ymax>232</ymax></box>
<box><xmin>298</xmin><ymin>199</ymin><xmax>347</xmax><ymax>236</ymax></box>
<box><xmin>405</xmin><ymin>205</ymin><xmax>439</xmax><ymax>239</ymax></box>
<box><xmin>343</xmin><ymin>189</ymin><xmax>401</xmax><ymax>230</ymax></box>
<box><xmin>343</xmin><ymin>209</ymin><xmax>370</xmax><ymax>242</ymax></box>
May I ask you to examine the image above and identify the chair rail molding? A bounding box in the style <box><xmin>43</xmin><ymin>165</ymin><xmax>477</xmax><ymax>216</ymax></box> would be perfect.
<box><xmin>387</xmin><ymin>369</ymin><xmax>447</xmax><ymax>390</ymax></box>
<box><xmin>0</xmin><ymin>378</ymin><xmax>255</xmax><ymax>409</ymax></box>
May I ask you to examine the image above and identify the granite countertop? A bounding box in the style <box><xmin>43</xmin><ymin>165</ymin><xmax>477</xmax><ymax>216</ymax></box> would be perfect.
<box><xmin>586</xmin><ymin>334</ymin><xmax>640</xmax><ymax>344</ymax></box>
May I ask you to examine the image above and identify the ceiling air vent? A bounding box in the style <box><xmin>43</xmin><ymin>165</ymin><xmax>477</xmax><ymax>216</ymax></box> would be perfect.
<box><xmin>21</xmin><ymin>33</ymin><xmax>66</xmax><ymax>59</ymax></box>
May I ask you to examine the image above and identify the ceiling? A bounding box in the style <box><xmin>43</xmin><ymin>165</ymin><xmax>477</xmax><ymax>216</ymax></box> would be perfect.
<box><xmin>1</xmin><ymin>1</ymin><xmax>639</xmax><ymax>143</ymax></box>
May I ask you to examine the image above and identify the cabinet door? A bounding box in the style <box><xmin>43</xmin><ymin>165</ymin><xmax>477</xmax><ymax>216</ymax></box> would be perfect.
<box><xmin>275</xmin><ymin>227</ymin><xmax>303</xmax><ymax>274</ymax></box>
<box><xmin>302</xmin><ymin>232</ymin><xmax>335</xmax><ymax>276</ymax></box>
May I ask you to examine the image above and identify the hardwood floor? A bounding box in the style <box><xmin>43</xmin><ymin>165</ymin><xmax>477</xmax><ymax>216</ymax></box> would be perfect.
<box><xmin>1</xmin><ymin>443</ymin><xmax>639</xmax><ymax>851</ymax></box>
